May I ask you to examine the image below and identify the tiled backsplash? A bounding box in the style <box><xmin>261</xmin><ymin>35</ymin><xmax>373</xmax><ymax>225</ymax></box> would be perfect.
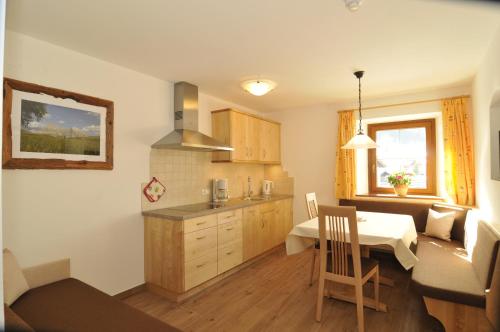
<box><xmin>142</xmin><ymin>149</ymin><xmax>267</xmax><ymax>210</ymax></box>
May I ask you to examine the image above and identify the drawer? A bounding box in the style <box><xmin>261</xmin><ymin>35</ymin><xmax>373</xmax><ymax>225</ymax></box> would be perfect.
<box><xmin>218</xmin><ymin>219</ymin><xmax>242</xmax><ymax>246</ymax></box>
<box><xmin>184</xmin><ymin>249</ymin><xmax>217</xmax><ymax>290</ymax></box>
<box><xmin>184</xmin><ymin>214</ymin><xmax>217</xmax><ymax>234</ymax></box>
<box><xmin>217</xmin><ymin>209</ymin><xmax>243</xmax><ymax>225</ymax></box>
<box><xmin>218</xmin><ymin>241</ymin><xmax>243</xmax><ymax>274</ymax></box>
<box><xmin>184</xmin><ymin>227</ymin><xmax>217</xmax><ymax>262</ymax></box>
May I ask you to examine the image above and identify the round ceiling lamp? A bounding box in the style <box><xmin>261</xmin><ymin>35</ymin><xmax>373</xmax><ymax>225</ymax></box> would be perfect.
<box><xmin>241</xmin><ymin>79</ymin><xmax>276</xmax><ymax>96</ymax></box>
<box><xmin>344</xmin><ymin>0</ymin><xmax>363</xmax><ymax>12</ymax></box>
<box><xmin>342</xmin><ymin>71</ymin><xmax>377</xmax><ymax>150</ymax></box>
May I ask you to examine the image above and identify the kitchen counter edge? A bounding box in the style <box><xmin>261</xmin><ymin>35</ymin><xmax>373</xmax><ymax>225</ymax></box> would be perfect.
<box><xmin>142</xmin><ymin>195</ymin><xmax>294</xmax><ymax>221</ymax></box>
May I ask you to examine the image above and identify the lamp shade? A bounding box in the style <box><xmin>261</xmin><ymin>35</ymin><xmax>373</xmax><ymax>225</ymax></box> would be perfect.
<box><xmin>341</xmin><ymin>133</ymin><xmax>377</xmax><ymax>149</ymax></box>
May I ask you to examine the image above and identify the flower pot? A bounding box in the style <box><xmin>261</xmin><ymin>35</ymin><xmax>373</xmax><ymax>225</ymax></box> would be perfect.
<box><xmin>393</xmin><ymin>184</ymin><xmax>409</xmax><ymax>197</ymax></box>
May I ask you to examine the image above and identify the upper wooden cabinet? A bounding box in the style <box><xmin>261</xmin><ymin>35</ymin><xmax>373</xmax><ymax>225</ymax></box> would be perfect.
<box><xmin>212</xmin><ymin>109</ymin><xmax>281</xmax><ymax>164</ymax></box>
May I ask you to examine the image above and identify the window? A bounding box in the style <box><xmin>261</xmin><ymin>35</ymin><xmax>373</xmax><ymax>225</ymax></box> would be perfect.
<box><xmin>368</xmin><ymin>119</ymin><xmax>436</xmax><ymax>195</ymax></box>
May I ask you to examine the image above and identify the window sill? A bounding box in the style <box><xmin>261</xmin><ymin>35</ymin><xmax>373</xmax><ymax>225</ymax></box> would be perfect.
<box><xmin>355</xmin><ymin>193</ymin><xmax>445</xmax><ymax>203</ymax></box>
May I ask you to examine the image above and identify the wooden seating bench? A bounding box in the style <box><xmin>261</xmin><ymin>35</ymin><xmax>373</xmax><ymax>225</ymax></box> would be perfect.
<box><xmin>340</xmin><ymin>198</ymin><xmax>500</xmax><ymax>332</ymax></box>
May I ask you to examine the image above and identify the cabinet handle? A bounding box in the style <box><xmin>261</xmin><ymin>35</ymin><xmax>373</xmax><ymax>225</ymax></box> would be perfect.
<box><xmin>225</xmin><ymin>227</ymin><xmax>234</xmax><ymax>231</ymax></box>
<box><xmin>196</xmin><ymin>236</ymin><xmax>206</xmax><ymax>240</ymax></box>
<box><xmin>196</xmin><ymin>221</ymin><xmax>206</xmax><ymax>226</ymax></box>
<box><xmin>225</xmin><ymin>251</ymin><xmax>233</xmax><ymax>255</ymax></box>
<box><xmin>196</xmin><ymin>263</ymin><xmax>206</xmax><ymax>268</ymax></box>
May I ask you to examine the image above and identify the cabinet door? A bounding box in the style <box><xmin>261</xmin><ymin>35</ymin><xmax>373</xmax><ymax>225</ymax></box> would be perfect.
<box><xmin>212</xmin><ymin>111</ymin><xmax>232</xmax><ymax>161</ymax></box>
<box><xmin>246</xmin><ymin>116</ymin><xmax>260</xmax><ymax>161</ymax></box>
<box><xmin>260</xmin><ymin>121</ymin><xmax>281</xmax><ymax>163</ymax></box>
<box><xmin>268</xmin><ymin>122</ymin><xmax>281</xmax><ymax>162</ymax></box>
<box><xmin>242</xmin><ymin>205</ymin><xmax>260</xmax><ymax>261</ymax></box>
<box><xmin>231</xmin><ymin>111</ymin><xmax>249</xmax><ymax>161</ymax></box>
<box><xmin>259</xmin><ymin>202</ymin><xmax>277</xmax><ymax>252</ymax></box>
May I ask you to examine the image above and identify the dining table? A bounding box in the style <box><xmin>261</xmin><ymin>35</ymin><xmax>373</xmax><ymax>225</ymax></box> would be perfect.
<box><xmin>286</xmin><ymin>210</ymin><xmax>418</xmax><ymax>312</ymax></box>
<box><xmin>286</xmin><ymin>210</ymin><xmax>419</xmax><ymax>280</ymax></box>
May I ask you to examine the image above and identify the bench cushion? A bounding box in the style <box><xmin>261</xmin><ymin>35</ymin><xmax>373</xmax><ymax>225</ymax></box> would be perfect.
<box><xmin>412</xmin><ymin>235</ymin><xmax>485</xmax><ymax>307</ymax></box>
<box><xmin>11</xmin><ymin>278</ymin><xmax>180</xmax><ymax>332</ymax></box>
<box><xmin>339</xmin><ymin>199</ymin><xmax>470</xmax><ymax>243</ymax></box>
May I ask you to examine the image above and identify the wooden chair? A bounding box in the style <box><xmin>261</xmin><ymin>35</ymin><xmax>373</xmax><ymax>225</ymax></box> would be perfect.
<box><xmin>316</xmin><ymin>205</ymin><xmax>380</xmax><ymax>332</ymax></box>
<box><xmin>305</xmin><ymin>192</ymin><xmax>319</xmax><ymax>286</ymax></box>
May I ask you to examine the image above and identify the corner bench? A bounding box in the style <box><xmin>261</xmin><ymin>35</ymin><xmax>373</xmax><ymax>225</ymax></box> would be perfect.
<box><xmin>340</xmin><ymin>198</ymin><xmax>500</xmax><ymax>332</ymax></box>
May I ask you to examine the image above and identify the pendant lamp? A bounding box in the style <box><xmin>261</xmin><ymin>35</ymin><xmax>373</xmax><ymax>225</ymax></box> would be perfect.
<box><xmin>342</xmin><ymin>71</ymin><xmax>377</xmax><ymax>149</ymax></box>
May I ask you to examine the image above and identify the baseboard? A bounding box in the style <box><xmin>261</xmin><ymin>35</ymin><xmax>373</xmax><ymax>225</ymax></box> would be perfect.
<box><xmin>114</xmin><ymin>283</ymin><xmax>146</xmax><ymax>300</ymax></box>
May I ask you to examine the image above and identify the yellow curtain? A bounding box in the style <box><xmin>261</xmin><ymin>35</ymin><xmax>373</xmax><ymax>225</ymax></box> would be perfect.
<box><xmin>442</xmin><ymin>97</ymin><xmax>475</xmax><ymax>206</ymax></box>
<box><xmin>335</xmin><ymin>111</ymin><xmax>356</xmax><ymax>199</ymax></box>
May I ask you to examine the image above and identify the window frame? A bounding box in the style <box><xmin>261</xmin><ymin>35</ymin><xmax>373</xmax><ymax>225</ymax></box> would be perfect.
<box><xmin>367</xmin><ymin>118</ymin><xmax>437</xmax><ymax>196</ymax></box>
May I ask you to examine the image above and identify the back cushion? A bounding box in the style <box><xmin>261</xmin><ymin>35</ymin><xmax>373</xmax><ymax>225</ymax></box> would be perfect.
<box><xmin>470</xmin><ymin>221</ymin><xmax>500</xmax><ymax>289</ymax></box>
<box><xmin>431</xmin><ymin>203</ymin><xmax>469</xmax><ymax>243</ymax></box>
<box><xmin>339</xmin><ymin>199</ymin><xmax>432</xmax><ymax>232</ymax></box>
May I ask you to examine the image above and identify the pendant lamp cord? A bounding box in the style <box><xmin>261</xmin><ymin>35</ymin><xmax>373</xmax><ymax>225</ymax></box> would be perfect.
<box><xmin>358</xmin><ymin>75</ymin><xmax>363</xmax><ymax>134</ymax></box>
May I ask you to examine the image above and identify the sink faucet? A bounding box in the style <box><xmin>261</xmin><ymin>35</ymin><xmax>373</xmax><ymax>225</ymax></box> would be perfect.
<box><xmin>244</xmin><ymin>176</ymin><xmax>253</xmax><ymax>200</ymax></box>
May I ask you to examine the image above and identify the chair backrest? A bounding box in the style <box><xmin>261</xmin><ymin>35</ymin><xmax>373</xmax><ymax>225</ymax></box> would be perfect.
<box><xmin>305</xmin><ymin>192</ymin><xmax>319</xmax><ymax>219</ymax></box>
<box><xmin>318</xmin><ymin>205</ymin><xmax>361</xmax><ymax>279</ymax></box>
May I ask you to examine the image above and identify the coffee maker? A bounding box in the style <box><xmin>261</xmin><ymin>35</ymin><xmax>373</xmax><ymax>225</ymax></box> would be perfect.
<box><xmin>212</xmin><ymin>178</ymin><xmax>229</xmax><ymax>202</ymax></box>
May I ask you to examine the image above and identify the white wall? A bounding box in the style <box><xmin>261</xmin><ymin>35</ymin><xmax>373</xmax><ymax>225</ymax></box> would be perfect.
<box><xmin>472</xmin><ymin>27</ymin><xmax>500</xmax><ymax>232</ymax></box>
<box><xmin>269</xmin><ymin>85</ymin><xmax>470</xmax><ymax>225</ymax></box>
<box><xmin>2</xmin><ymin>31</ymin><xmax>264</xmax><ymax>295</ymax></box>
<box><xmin>268</xmin><ymin>105</ymin><xmax>337</xmax><ymax>225</ymax></box>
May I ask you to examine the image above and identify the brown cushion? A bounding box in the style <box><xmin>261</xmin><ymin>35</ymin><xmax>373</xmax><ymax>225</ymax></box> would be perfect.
<box><xmin>326</xmin><ymin>253</ymin><xmax>378</xmax><ymax>277</ymax></box>
<box><xmin>339</xmin><ymin>199</ymin><xmax>433</xmax><ymax>233</ymax></box>
<box><xmin>486</xmin><ymin>244</ymin><xmax>500</xmax><ymax>331</ymax></box>
<box><xmin>11</xmin><ymin>278</ymin><xmax>180</xmax><ymax>332</ymax></box>
<box><xmin>411</xmin><ymin>235</ymin><xmax>485</xmax><ymax>307</ymax></box>
<box><xmin>4</xmin><ymin>304</ymin><xmax>35</xmax><ymax>332</ymax></box>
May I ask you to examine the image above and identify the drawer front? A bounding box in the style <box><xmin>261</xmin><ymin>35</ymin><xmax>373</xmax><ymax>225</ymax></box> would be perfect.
<box><xmin>218</xmin><ymin>241</ymin><xmax>243</xmax><ymax>274</ymax></box>
<box><xmin>185</xmin><ymin>249</ymin><xmax>217</xmax><ymax>290</ymax></box>
<box><xmin>184</xmin><ymin>227</ymin><xmax>217</xmax><ymax>262</ymax></box>
<box><xmin>218</xmin><ymin>219</ymin><xmax>242</xmax><ymax>245</ymax></box>
<box><xmin>217</xmin><ymin>209</ymin><xmax>243</xmax><ymax>225</ymax></box>
<box><xmin>184</xmin><ymin>214</ymin><xmax>217</xmax><ymax>234</ymax></box>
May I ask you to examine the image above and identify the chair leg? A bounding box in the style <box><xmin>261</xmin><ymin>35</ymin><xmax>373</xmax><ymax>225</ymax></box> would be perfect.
<box><xmin>309</xmin><ymin>249</ymin><xmax>317</xmax><ymax>286</ymax></box>
<box><xmin>354</xmin><ymin>282</ymin><xmax>365</xmax><ymax>332</ymax></box>
<box><xmin>374</xmin><ymin>266</ymin><xmax>380</xmax><ymax>312</ymax></box>
<box><xmin>315</xmin><ymin>269</ymin><xmax>325</xmax><ymax>322</ymax></box>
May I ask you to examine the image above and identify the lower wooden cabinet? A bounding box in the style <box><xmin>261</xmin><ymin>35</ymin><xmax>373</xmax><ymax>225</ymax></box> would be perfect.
<box><xmin>242</xmin><ymin>198</ymin><xmax>293</xmax><ymax>262</ymax></box>
<box><xmin>144</xmin><ymin>198</ymin><xmax>293</xmax><ymax>298</ymax></box>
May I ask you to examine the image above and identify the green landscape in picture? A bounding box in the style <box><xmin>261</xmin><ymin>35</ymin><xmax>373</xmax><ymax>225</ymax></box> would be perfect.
<box><xmin>20</xmin><ymin>99</ymin><xmax>101</xmax><ymax>156</ymax></box>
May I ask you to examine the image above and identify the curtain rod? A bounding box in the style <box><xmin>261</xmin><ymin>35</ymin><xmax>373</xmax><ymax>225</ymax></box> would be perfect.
<box><xmin>337</xmin><ymin>94</ymin><xmax>470</xmax><ymax>113</ymax></box>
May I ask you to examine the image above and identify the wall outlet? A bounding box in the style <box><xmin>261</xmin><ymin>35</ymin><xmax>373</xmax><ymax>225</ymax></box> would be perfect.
<box><xmin>201</xmin><ymin>188</ymin><xmax>210</xmax><ymax>196</ymax></box>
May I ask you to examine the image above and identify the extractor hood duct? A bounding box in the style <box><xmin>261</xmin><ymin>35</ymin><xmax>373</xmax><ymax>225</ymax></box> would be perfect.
<box><xmin>151</xmin><ymin>82</ymin><xmax>234</xmax><ymax>152</ymax></box>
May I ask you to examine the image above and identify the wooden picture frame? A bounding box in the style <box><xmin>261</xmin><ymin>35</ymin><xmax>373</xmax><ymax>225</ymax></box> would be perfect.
<box><xmin>2</xmin><ymin>78</ymin><xmax>113</xmax><ymax>170</ymax></box>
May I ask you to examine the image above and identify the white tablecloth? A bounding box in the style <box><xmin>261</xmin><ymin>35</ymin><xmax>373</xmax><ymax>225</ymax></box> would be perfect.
<box><xmin>286</xmin><ymin>211</ymin><xmax>418</xmax><ymax>270</ymax></box>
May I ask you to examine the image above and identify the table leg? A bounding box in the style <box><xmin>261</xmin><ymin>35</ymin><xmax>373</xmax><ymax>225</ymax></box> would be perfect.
<box><xmin>361</xmin><ymin>246</ymin><xmax>395</xmax><ymax>287</ymax></box>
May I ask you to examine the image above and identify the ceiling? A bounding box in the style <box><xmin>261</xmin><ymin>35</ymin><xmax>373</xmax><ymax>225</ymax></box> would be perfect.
<box><xmin>6</xmin><ymin>0</ymin><xmax>500</xmax><ymax>112</ymax></box>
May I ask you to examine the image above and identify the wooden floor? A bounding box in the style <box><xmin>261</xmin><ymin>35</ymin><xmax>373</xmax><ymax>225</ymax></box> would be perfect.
<box><xmin>123</xmin><ymin>247</ymin><xmax>444</xmax><ymax>332</ymax></box>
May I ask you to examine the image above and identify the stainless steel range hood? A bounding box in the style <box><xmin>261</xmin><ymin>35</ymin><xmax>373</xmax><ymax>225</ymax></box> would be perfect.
<box><xmin>152</xmin><ymin>82</ymin><xmax>234</xmax><ymax>152</ymax></box>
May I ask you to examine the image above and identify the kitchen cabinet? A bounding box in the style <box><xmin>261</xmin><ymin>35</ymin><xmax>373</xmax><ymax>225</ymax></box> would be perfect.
<box><xmin>242</xmin><ymin>198</ymin><xmax>293</xmax><ymax>261</ymax></box>
<box><xmin>211</xmin><ymin>109</ymin><xmax>280</xmax><ymax>164</ymax></box>
<box><xmin>144</xmin><ymin>197</ymin><xmax>292</xmax><ymax>301</ymax></box>
<box><xmin>259</xmin><ymin>120</ymin><xmax>280</xmax><ymax>163</ymax></box>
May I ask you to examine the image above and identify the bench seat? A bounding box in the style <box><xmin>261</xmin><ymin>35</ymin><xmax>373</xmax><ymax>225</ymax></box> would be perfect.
<box><xmin>412</xmin><ymin>234</ymin><xmax>485</xmax><ymax>307</ymax></box>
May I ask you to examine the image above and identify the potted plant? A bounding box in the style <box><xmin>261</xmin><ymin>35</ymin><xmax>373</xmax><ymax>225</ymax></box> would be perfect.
<box><xmin>387</xmin><ymin>171</ymin><xmax>413</xmax><ymax>197</ymax></box>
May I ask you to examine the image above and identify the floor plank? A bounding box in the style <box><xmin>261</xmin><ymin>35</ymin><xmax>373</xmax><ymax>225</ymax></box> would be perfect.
<box><xmin>123</xmin><ymin>248</ymin><xmax>444</xmax><ymax>332</ymax></box>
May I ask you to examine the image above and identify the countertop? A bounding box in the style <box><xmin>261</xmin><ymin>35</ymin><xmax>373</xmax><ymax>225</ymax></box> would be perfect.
<box><xmin>142</xmin><ymin>194</ymin><xmax>293</xmax><ymax>220</ymax></box>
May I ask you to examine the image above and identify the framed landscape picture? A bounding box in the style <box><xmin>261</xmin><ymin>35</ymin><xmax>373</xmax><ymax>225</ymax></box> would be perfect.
<box><xmin>2</xmin><ymin>78</ymin><xmax>114</xmax><ymax>169</ymax></box>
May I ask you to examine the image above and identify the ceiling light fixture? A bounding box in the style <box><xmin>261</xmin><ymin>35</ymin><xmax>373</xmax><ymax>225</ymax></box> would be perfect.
<box><xmin>344</xmin><ymin>0</ymin><xmax>363</xmax><ymax>12</ymax></box>
<box><xmin>342</xmin><ymin>71</ymin><xmax>377</xmax><ymax>149</ymax></box>
<box><xmin>241</xmin><ymin>79</ymin><xmax>276</xmax><ymax>96</ymax></box>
